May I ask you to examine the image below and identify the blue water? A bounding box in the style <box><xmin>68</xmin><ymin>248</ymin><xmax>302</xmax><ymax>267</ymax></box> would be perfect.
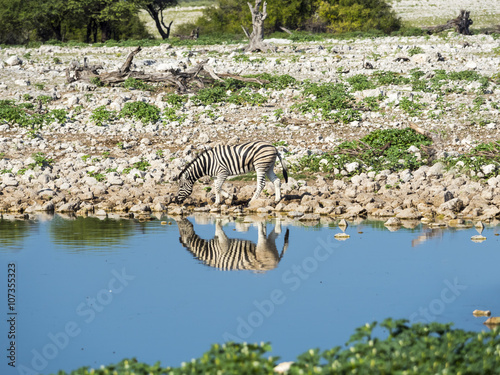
<box><xmin>1</xmin><ymin>214</ymin><xmax>499</xmax><ymax>374</ymax></box>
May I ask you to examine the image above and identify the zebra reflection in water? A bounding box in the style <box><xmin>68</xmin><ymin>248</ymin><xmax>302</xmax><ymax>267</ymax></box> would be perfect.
<box><xmin>177</xmin><ymin>218</ymin><xmax>289</xmax><ymax>272</ymax></box>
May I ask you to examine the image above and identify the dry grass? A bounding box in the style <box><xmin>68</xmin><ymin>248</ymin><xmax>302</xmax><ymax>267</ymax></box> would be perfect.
<box><xmin>139</xmin><ymin>7</ymin><xmax>205</xmax><ymax>38</ymax></box>
<box><xmin>387</xmin><ymin>0</ymin><xmax>500</xmax><ymax>28</ymax></box>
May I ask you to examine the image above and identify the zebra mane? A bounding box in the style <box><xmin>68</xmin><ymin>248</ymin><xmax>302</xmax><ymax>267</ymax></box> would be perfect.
<box><xmin>177</xmin><ymin>147</ymin><xmax>212</xmax><ymax>180</ymax></box>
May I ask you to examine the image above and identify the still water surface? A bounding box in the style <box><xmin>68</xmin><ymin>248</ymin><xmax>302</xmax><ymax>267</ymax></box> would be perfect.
<box><xmin>1</xmin><ymin>214</ymin><xmax>499</xmax><ymax>374</ymax></box>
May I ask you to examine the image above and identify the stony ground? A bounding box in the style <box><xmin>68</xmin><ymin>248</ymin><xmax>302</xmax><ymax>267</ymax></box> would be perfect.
<box><xmin>0</xmin><ymin>29</ymin><xmax>500</xmax><ymax>225</ymax></box>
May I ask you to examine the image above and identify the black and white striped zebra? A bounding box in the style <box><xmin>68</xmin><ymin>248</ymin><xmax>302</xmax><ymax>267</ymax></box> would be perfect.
<box><xmin>177</xmin><ymin>218</ymin><xmax>289</xmax><ymax>272</ymax></box>
<box><xmin>174</xmin><ymin>141</ymin><xmax>288</xmax><ymax>204</ymax></box>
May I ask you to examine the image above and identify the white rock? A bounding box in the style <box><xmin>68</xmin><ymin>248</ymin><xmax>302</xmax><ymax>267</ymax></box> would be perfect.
<box><xmin>465</xmin><ymin>61</ymin><xmax>477</xmax><ymax>70</ymax></box>
<box><xmin>14</xmin><ymin>79</ymin><xmax>30</xmax><ymax>86</ymax></box>
<box><xmin>3</xmin><ymin>173</ymin><xmax>18</xmax><ymax>186</ymax></box>
<box><xmin>5</xmin><ymin>56</ymin><xmax>22</xmax><ymax>66</ymax></box>
<box><xmin>481</xmin><ymin>164</ymin><xmax>496</xmax><ymax>175</ymax></box>
<box><xmin>345</xmin><ymin>162</ymin><xmax>359</xmax><ymax>173</ymax></box>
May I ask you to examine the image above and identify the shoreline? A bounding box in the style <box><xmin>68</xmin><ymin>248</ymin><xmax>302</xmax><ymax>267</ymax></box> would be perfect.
<box><xmin>1</xmin><ymin>33</ymin><xmax>500</xmax><ymax>224</ymax></box>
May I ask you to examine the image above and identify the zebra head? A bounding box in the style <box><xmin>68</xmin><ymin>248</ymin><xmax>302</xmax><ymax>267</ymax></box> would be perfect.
<box><xmin>175</xmin><ymin>176</ymin><xmax>193</xmax><ymax>203</ymax></box>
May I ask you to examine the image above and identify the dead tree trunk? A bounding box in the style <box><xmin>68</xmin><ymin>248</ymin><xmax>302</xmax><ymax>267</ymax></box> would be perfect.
<box><xmin>424</xmin><ymin>10</ymin><xmax>473</xmax><ymax>35</ymax></box>
<box><xmin>244</xmin><ymin>0</ymin><xmax>276</xmax><ymax>53</ymax></box>
<box><xmin>65</xmin><ymin>47</ymin><xmax>270</xmax><ymax>93</ymax></box>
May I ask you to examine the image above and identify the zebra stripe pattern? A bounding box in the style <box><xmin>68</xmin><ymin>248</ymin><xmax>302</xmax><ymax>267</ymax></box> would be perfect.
<box><xmin>175</xmin><ymin>141</ymin><xmax>288</xmax><ymax>204</ymax></box>
<box><xmin>177</xmin><ymin>218</ymin><xmax>289</xmax><ymax>272</ymax></box>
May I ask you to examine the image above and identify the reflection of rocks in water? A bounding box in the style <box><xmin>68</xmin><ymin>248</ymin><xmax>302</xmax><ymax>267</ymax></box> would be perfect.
<box><xmin>412</xmin><ymin>228</ymin><xmax>444</xmax><ymax>247</ymax></box>
<box><xmin>177</xmin><ymin>218</ymin><xmax>289</xmax><ymax>272</ymax></box>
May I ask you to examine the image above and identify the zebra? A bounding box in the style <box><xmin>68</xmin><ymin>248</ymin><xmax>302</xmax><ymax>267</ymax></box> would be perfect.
<box><xmin>177</xmin><ymin>218</ymin><xmax>289</xmax><ymax>272</ymax></box>
<box><xmin>173</xmin><ymin>141</ymin><xmax>288</xmax><ymax>205</ymax></box>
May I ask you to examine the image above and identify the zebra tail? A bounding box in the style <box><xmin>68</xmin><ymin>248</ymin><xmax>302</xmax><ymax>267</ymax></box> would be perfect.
<box><xmin>277</xmin><ymin>152</ymin><xmax>288</xmax><ymax>183</ymax></box>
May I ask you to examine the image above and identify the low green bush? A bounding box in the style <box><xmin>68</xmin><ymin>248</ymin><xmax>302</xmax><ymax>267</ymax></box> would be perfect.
<box><xmin>122</xmin><ymin>77</ymin><xmax>155</xmax><ymax>92</ymax></box>
<box><xmin>443</xmin><ymin>141</ymin><xmax>500</xmax><ymax>178</ymax></box>
<box><xmin>90</xmin><ymin>106</ymin><xmax>117</xmax><ymax>126</ymax></box>
<box><xmin>120</xmin><ymin>102</ymin><xmax>160</xmax><ymax>124</ymax></box>
<box><xmin>0</xmin><ymin>100</ymin><xmax>67</xmax><ymax>129</ymax></box>
<box><xmin>54</xmin><ymin>318</ymin><xmax>500</xmax><ymax>375</ymax></box>
<box><xmin>291</xmin><ymin>128</ymin><xmax>431</xmax><ymax>175</ymax></box>
<box><xmin>293</xmin><ymin>82</ymin><xmax>360</xmax><ymax>123</ymax></box>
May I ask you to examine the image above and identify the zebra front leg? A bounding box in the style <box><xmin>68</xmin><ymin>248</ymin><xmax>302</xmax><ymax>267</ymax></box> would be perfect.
<box><xmin>266</xmin><ymin>170</ymin><xmax>282</xmax><ymax>202</ymax></box>
<box><xmin>213</xmin><ymin>173</ymin><xmax>228</xmax><ymax>205</ymax></box>
<box><xmin>215</xmin><ymin>219</ymin><xmax>230</xmax><ymax>251</ymax></box>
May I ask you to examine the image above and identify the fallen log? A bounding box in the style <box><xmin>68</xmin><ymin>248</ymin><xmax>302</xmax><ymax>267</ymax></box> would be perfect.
<box><xmin>65</xmin><ymin>47</ymin><xmax>268</xmax><ymax>93</ymax></box>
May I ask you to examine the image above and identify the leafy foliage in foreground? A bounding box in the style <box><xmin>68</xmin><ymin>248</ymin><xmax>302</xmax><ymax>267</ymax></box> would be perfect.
<box><xmin>54</xmin><ymin>319</ymin><xmax>500</xmax><ymax>375</ymax></box>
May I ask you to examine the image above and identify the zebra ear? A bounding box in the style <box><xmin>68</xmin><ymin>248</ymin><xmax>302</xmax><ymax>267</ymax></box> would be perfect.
<box><xmin>172</xmin><ymin>174</ymin><xmax>179</xmax><ymax>182</ymax></box>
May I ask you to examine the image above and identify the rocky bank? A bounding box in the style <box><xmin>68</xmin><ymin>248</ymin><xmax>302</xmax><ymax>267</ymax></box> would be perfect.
<box><xmin>0</xmin><ymin>32</ymin><xmax>500</xmax><ymax>225</ymax></box>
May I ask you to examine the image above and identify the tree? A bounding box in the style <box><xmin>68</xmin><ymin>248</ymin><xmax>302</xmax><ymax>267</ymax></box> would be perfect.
<box><xmin>0</xmin><ymin>0</ymin><xmax>41</xmax><ymax>44</ymax></box>
<box><xmin>82</xmin><ymin>0</ymin><xmax>141</xmax><ymax>42</ymax></box>
<box><xmin>244</xmin><ymin>0</ymin><xmax>275</xmax><ymax>52</ymax></box>
<box><xmin>316</xmin><ymin>0</ymin><xmax>401</xmax><ymax>34</ymax></box>
<box><xmin>197</xmin><ymin>0</ymin><xmax>316</xmax><ymax>35</ymax></box>
<box><xmin>136</xmin><ymin>0</ymin><xmax>178</xmax><ymax>39</ymax></box>
<box><xmin>193</xmin><ymin>0</ymin><xmax>400</xmax><ymax>36</ymax></box>
<box><xmin>0</xmin><ymin>0</ymin><xmax>151</xmax><ymax>44</ymax></box>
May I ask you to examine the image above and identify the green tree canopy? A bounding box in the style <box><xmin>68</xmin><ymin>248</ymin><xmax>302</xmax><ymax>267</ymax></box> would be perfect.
<box><xmin>193</xmin><ymin>0</ymin><xmax>400</xmax><ymax>36</ymax></box>
<box><xmin>0</xmin><ymin>0</ymin><xmax>151</xmax><ymax>44</ymax></box>
<box><xmin>317</xmin><ymin>0</ymin><xmax>401</xmax><ymax>34</ymax></box>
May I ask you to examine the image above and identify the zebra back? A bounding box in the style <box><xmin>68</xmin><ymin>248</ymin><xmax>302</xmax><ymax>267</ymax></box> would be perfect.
<box><xmin>211</xmin><ymin>141</ymin><xmax>279</xmax><ymax>176</ymax></box>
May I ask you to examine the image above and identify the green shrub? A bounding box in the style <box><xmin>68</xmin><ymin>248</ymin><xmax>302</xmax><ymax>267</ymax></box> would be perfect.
<box><xmin>55</xmin><ymin>319</ymin><xmax>500</xmax><ymax>374</ymax></box>
<box><xmin>90</xmin><ymin>76</ymin><xmax>104</xmax><ymax>87</ymax></box>
<box><xmin>293</xmin><ymin>82</ymin><xmax>359</xmax><ymax>123</ymax></box>
<box><xmin>408</xmin><ymin>46</ymin><xmax>424</xmax><ymax>56</ymax></box>
<box><xmin>87</xmin><ymin>171</ymin><xmax>105</xmax><ymax>182</ymax></box>
<box><xmin>193</xmin><ymin>84</ymin><xmax>267</xmax><ymax>107</ymax></box>
<box><xmin>36</xmin><ymin>95</ymin><xmax>53</xmax><ymax>105</ymax></box>
<box><xmin>291</xmin><ymin>128</ymin><xmax>431</xmax><ymax>175</ymax></box>
<box><xmin>346</xmin><ymin>73</ymin><xmax>376</xmax><ymax>91</ymax></box>
<box><xmin>29</xmin><ymin>152</ymin><xmax>54</xmax><ymax>169</ymax></box>
<box><xmin>163</xmin><ymin>93</ymin><xmax>187</xmax><ymax>109</ymax></box>
<box><xmin>163</xmin><ymin>108</ymin><xmax>188</xmax><ymax>124</ymax></box>
<box><xmin>48</xmin><ymin>109</ymin><xmax>67</xmax><ymax>124</ymax></box>
<box><xmin>398</xmin><ymin>96</ymin><xmax>428</xmax><ymax>116</ymax></box>
<box><xmin>443</xmin><ymin>141</ymin><xmax>500</xmax><ymax>178</ymax></box>
<box><xmin>373</xmin><ymin>70</ymin><xmax>411</xmax><ymax>86</ymax></box>
<box><xmin>90</xmin><ymin>106</ymin><xmax>116</xmax><ymax>126</ymax></box>
<box><xmin>120</xmin><ymin>102</ymin><xmax>160</xmax><ymax>124</ymax></box>
<box><xmin>0</xmin><ymin>100</ymin><xmax>26</xmax><ymax>125</ymax></box>
<box><xmin>122</xmin><ymin>77</ymin><xmax>155</xmax><ymax>91</ymax></box>
<box><xmin>193</xmin><ymin>86</ymin><xmax>228</xmax><ymax>105</ymax></box>
<box><xmin>0</xmin><ymin>99</ymin><xmax>65</xmax><ymax>128</ymax></box>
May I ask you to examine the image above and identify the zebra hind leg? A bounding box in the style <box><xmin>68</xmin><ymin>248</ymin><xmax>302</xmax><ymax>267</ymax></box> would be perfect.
<box><xmin>250</xmin><ymin>171</ymin><xmax>267</xmax><ymax>203</ymax></box>
<box><xmin>213</xmin><ymin>173</ymin><xmax>228</xmax><ymax>205</ymax></box>
<box><xmin>266</xmin><ymin>169</ymin><xmax>282</xmax><ymax>202</ymax></box>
